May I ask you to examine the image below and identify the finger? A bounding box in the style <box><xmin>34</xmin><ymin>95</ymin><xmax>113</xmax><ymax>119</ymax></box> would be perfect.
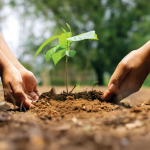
<box><xmin>23</xmin><ymin>99</ymin><xmax>32</xmax><ymax>108</ymax></box>
<box><xmin>3</xmin><ymin>87</ymin><xmax>13</xmax><ymax>101</ymax></box>
<box><xmin>28</xmin><ymin>91</ymin><xmax>38</xmax><ymax>100</ymax></box>
<box><xmin>15</xmin><ymin>98</ymin><xmax>32</xmax><ymax>108</ymax></box>
<box><xmin>9</xmin><ymin>81</ymin><xmax>27</xmax><ymax>103</ymax></box>
<box><xmin>26</xmin><ymin>94</ymin><xmax>33</xmax><ymax>100</ymax></box>
<box><xmin>108</xmin><ymin>62</ymin><xmax>131</xmax><ymax>90</ymax></box>
<box><xmin>3</xmin><ymin>82</ymin><xmax>31</xmax><ymax>108</ymax></box>
<box><xmin>3</xmin><ymin>84</ymin><xmax>16</xmax><ymax>104</ymax></box>
<box><xmin>34</xmin><ymin>85</ymin><xmax>40</xmax><ymax>97</ymax></box>
<box><xmin>103</xmin><ymin>62</ymin><xmax>131</xmax><ymax>101</ymax></box>
<box><xmin>114</xmin><ymin>75</ymin><xmax>141</xmax><ymax>102</ymax></box>
<box><xmin>102</xmin><ymin>89</ymin><xmax>115</xmax><ymax>101</ymax></box>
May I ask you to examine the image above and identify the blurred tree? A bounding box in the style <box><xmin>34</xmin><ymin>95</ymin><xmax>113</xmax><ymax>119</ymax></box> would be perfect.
<box><xmin>9</xmin><ymin>0</ymin><xmax>150</xmax><ymax>85</ymax></box>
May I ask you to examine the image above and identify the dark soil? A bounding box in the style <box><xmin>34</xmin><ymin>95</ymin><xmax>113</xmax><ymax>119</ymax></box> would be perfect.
<box><xmin>1</xmin><ymin>88</ymin><xmax>150</xmax><ymax>150</ymax></box>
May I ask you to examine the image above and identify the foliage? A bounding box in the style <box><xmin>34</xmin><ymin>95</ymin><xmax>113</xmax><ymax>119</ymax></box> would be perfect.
<box><xmin>8</xmin><ymin>0</ymin><xmax>150</xmax><ymax>85</ymax></box>
<box><xmin>33</xmin><ymin>23</ymin><xmax>98</xmax><ymax>65</ymax></box>
<box><xmin>34</xmin><ymin>23</ymin><xmax>98</xmax><ymax>91</ymax></box>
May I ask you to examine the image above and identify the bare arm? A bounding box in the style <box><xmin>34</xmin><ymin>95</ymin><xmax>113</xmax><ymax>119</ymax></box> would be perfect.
<box><xmin>0</xmin><ymin>32</ymin><xmax>24</xmax><ymax>70</ymax></box>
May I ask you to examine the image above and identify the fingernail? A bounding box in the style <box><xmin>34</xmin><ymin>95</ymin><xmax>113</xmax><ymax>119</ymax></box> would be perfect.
<box><xmin>24</xmin><ymin>99</ymin><xmax>31</xmax><ymax>108</ymax></box>
<box><xmin>108</xmin><ymin>84</ymin><xmax>116</xmax><ymax>92</ymax></box>
<box><xmin>102</xmin><ymin>90</ymin><xmax>113</xmax><ymax>101</ymax></box>
<box><xmin>21</xmin><ymin>97</ymin><xmax>26</xmax><ymax>102</ymax></box>
<box><xmin>35</xmin><ymin>96</ymin><xmax>39</xmax><ymax>100</ymax></box>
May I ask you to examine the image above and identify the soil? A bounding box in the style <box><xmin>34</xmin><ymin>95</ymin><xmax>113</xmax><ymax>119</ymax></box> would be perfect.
<box><xmin>1</xmin><ymin>87</ymin><xmax>150</xmax><ymax>150</ymax></box>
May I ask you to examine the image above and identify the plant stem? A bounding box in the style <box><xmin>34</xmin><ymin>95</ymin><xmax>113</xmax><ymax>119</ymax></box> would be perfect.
<box><xmin>66</xmin><ymin>55</ymin><xmax>68</xmax><ymax>94</ymax></box>
<box><xmin>69</xmin><ymin>85</ymin><xmax>76</xmax><ymax>94</ymax></box>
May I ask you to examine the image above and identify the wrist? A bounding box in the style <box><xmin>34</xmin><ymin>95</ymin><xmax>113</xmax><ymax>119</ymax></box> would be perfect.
<box><xmin>139</xmin><ymin>40</ymin><xmax>150</xmax><ymax>56</ymax></box>
<box><xmin>138</xmin><ymin>40</ymin><xmax>150</xmax><ymax>71</ymax></box>
<box><xmin>0</xmin><ymin>50</ymin><xmax>12</xmax><ymax>74</ymax></box>
<box><xmin>13</xmin><ymin>62</ymin><xmax>25</xmax><ymax>71</ymax></box>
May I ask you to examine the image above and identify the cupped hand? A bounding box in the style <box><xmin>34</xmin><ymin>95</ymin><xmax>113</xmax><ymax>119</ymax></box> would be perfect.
<box><xmin>1</xmin><ymin>64</ymin><xmax>32</xmax><ymax>108</ymax></box>
<box><xmin>103</xmin><ymin>43</ymin><xmax>150</xmax><ymax>102</ymax></box>
<box><xmin>18</xmin><ymin>68</ymin><xmax>40</xmax><ymax>100</ymax></box>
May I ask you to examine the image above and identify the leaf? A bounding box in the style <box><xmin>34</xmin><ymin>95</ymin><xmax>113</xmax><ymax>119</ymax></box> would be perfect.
<box><xmin>90</xmin><ymin>33</ymin><xmax>98</xmax><ymax>39</ymax></box>
<box><xmin>66</xmin><ymin>50</ymin><xmax>76</xmax><ymax>57</ymax></box>
<box><xmin>33</xmin><ymin>35</ymin><xmax>59</xmax><ymax>59</ymax></box>
<box><xmin>45</xmin><ymin>44</ymin><xmax>63</xmax><ymax>62</ymax></box>
<box><xmin>66</xmin><ymin>23</ymin><xmax>71</xmax><ymax>31</ymax></box>
<box><xmin>66</xmin><ymin>23</ymin><xmax>72</xmax><ymax>36</ymax></box>
<box><xmin>92</xmin><ymin>81</ymin><xmax>99</xmax><ymax>87</ymax></box>
<box><xmin>61</xmin><ymin>28</ymin><xmax>67</xmax><ymax>34</ymax></box>
<box><xmin>59</xmin><ymin>32</ymin><xmax>72</xmax><ymax>48</ymax></box>
<box><xmin>67</xmin><ymin>31</ymin><xmax>98</xmax><ymax>41</ymax></box>
<box><xmin>52</xmin><ymin>50</ymin><xmax>66</xmax><ymax>65</ymax></box>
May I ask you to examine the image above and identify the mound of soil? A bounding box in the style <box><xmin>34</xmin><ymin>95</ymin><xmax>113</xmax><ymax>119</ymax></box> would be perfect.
<box><xmin>29</xmin><ymin>90</ymin><xmax>104</xmax><ymax>118</ymax></box>
<box><xmin>1</xmin><ymin>88</ymin><xmax>150</xmax><ymax>150</ymax></box>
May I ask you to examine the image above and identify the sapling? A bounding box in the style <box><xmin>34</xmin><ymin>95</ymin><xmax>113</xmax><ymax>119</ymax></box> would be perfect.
<box><xmin>33</xmin><ymin>23</ymin><xmax>98</xmax><ymax>94</ymax></box>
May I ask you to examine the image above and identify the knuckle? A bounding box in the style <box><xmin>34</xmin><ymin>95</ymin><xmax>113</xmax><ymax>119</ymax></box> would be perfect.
<box><xmin>14</xmin><ymin>89</ymin><xmax>23</xmax><ymax>96</ymax></box>
<box><xmin>18</xmin><ymin>80</ymin><xmax>23</xmax><ymax>85</ymax></box>
<box><xmin>13</xmin><ymin>78</ymin><xmax>23</xmax><ymax>85</ymax></box>
<box><xmin>118</xmin><ymin>60</ymin><xmax>130</xmax><ymax>71</ymax></box>
<box><xmin>28</xmin><ymin>71</ymin><xmax>34</xmax><ymax>77</ymax></box>
<box><xmin>112</xmin><ymin>76</ymin><xmax>120</xmax><ymax>86</ymax></box>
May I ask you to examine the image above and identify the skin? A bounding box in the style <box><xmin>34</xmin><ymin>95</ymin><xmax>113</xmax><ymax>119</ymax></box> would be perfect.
<box><xmin>0</xmin><ymin>32</ymin><xmax>40</xmax><ymax>107</ymax></box>
<box><xmin>103</xmin><ymin>40</ymin><xmax>150</xmax><ymax>102</ymax></box>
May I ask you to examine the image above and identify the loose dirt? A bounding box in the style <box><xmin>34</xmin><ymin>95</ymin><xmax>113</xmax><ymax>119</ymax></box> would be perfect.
<box><xmin>1</xmin><ymin>87</ymin><xmax>150</xmax><ymax>150</ymax></box>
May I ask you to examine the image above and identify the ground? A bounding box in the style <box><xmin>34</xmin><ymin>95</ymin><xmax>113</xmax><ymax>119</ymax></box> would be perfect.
<box><xmin>0</xmin><ymin>86</ymin><xmax>150</xmax><ymax>150</ymax></box>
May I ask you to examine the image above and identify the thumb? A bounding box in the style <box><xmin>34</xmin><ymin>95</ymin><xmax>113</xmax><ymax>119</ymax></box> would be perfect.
<box><xmin>103</xmin><ymin>62</ymin><xmax>131</xmax><ymax>101</ymax></box>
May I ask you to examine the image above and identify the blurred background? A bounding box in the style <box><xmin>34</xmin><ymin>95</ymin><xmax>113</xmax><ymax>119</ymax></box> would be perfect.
<box><xmin>0</xmin><ymin>0</ymin><xmax>150</xmax><ymax>87</ymax></box>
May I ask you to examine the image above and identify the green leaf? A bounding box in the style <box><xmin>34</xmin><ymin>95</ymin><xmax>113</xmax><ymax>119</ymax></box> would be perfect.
<box><xmin>66</xmin><ymin>23</ymin><xmax>71</xmax><ymax>31</ymax></box>
<box><xmin>67</xmin><ymin>31</ymin><xmax>98</xmax><ymax>41</ymax></box>
<box><xmin>66</xmin><ymin>23</ymin><xmax>72</xmax><ymax>36</ymax></box>
<box><xmin>59</xmin><ymin>32</ymin><xmax>72</xmax><ymax>48</ymax></box>
<box><xmin>33</xmin><ymin>35</ymin><xmax>59</xmax><ymax>59</ymax></box>
<box><xmin>52</xmin><ymin>50</ymin><xmax>66</xmax><ymax>65</ymax></box>
<box><xmin>45</xmin><ymin>44</ymin><xmax>63</xmax><ymax>62</ymax></box>
<box><xmin>61</xmin><ymin>28</ymin><xmax>67</xmax><ymax>34</ymax></box>
<box><xmin>90</xmin><ymin>33</ymin><xmax>98</xmax><ymax>40</ymax></box>
<box><xmin>92</xmin><ymin>81</ymin><xmax>99</xmax><ymax>87</ymax></box>
<box><xmin>66</xmin><ymin>50</ymin><xmax>76</xmax><ymax>57</ymax></box>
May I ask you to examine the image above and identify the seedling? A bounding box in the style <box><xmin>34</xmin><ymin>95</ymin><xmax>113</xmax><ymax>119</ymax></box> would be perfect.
<box><xmin>92</xmin><ymin>81</ymin><xmax>99</xmax><ymax>91</ymax></box>
<box><xmin>33</xmin><ymin>23</ymin><xmax>98</xmax><ymax>94</ymax></box>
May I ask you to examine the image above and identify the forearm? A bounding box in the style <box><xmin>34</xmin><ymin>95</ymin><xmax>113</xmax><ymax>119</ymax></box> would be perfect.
<box><xmin>138</xmin><ymin>40</ymin><xmax>150</xmax><ymax>72</ymax></box>
<box><xmin>0</xmin><ymin>32</ymin><xmax>25</xmax><ymax>70</ymax></box>
<box><xmin>0</xmin><ymin>50</ymin><xmax>13</xmax><ymax>75</ymax></box>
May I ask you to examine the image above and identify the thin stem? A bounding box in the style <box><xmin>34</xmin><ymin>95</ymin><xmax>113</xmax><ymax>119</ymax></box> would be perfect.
<box><xmin>66</xmin><ymin>55</ymin><xmax>68</xmax><ymax>94</ymax></box>
<box><xmin>69</xmin><ymin>85</ymin><xmax>76</xmax><ymax>94</ymax></box>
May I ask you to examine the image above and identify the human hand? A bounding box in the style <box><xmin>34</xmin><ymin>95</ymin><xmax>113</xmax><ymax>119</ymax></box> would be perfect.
<box><xmin>0</xmin><ymin>32</ymin><xmax>40</xmax><ymax>100</ymax></box>
<box><xmin>1</xmin><ymin>63</ymin><xmax>31</xmax><ymax>108</ymax></box>
<box><xmin>103</xmin><ymin>41</ymin><xmax>150</xmax><ymax>102</ymax></box>
<box><xmin>18</xmin><ymin>68</ymin><xmax>40</xmax><ymax>100</ymax></box>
